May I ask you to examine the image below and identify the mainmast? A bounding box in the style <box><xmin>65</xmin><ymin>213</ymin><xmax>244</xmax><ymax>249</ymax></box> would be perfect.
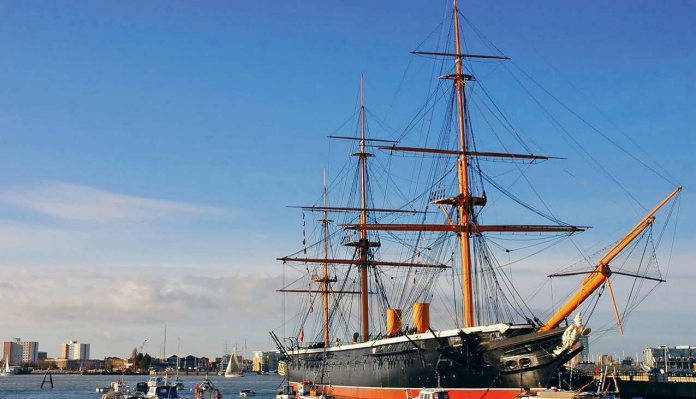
<box><xmin>321</xmin><ymin>169</ymin><xmax>330</xmax><ymax>347</ymax></box>
<box><xmin>358</xmin><ymin>74</ymin><xmax>370</xmax><ymax>342</ymax></box>
<box><xmin>451</xmin><ymin>0</ymin><xmax>475</xmax><ymax>328</ymax></box>
<box><xmin>351</xmin><ymin>0</ymin><xmax>583</xmax><ymax>330</ymax></box>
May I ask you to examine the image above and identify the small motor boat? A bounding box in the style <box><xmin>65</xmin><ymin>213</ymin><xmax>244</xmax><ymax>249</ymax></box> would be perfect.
<box><xmin>194</xmin><ymin>376</ymin><xmax>223</xmax><ymax>399</ymax></box>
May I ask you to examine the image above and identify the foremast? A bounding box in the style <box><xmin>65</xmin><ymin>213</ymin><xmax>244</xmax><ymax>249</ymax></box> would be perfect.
<box><xmin>320</xmin><ymin>169</ymin><xmax>331</xmax><ymax>347</ymax></box>
<box><xmin>279</xmin><ymin>77</ymin><xmax>447</xmax><ymax>345</ymax></box>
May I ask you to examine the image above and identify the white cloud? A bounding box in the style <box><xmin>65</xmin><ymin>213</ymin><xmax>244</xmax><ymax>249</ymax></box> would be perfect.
<box><xmin>0</xmin><ymin>181</ymin><xmax>225</xmax><ymax>223</ymax></box>
<box><xmin>0</xmin><ymin>266</ymin><xmax>285</xmax><ymax>357</ymax></box>
<box><xmin>0</xmin><ymin>268</ymin><xmax>283</xmax><ymax>325</ymax></box>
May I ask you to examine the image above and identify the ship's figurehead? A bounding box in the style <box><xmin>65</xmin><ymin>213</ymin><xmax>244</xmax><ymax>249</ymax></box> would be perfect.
<box><xmin>553</xmin><ymin>313</ymin><xmax>591</xmax><ymax>356</ymax></box>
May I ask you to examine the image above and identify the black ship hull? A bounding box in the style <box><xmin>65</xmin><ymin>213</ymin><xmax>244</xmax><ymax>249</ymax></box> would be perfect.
<box><xmin>283</xmin><ymin>324</ymin><xmax>580</xmax><ymax>399</ymax></box>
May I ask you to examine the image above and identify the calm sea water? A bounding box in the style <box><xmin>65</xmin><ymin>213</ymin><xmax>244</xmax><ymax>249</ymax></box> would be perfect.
<box><xmin>0</xmin><ymin>373</ymin><xmax>283</xmax><ymax>399</ymax></box>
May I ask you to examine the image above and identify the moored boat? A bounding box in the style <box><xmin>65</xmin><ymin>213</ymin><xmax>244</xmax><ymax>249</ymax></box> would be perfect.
<box><xmin>97</xmin><ymin>379</ymin><xmax>125</xmax><ymax>394</ymax></box>
<box><xmin>193</xmin><ymin>376</ymin><xmax>223</xmax><ymax>399</ymax></box>
<box><xmin>272</xmin><ymin>1</ymin><xmax>681</xmax><ymax>399</ymax></box>
<box><xmin>0</xmin><ymin>355</ymin><xmax>15</xmax><ymax>377</ymax></box>
<box><xmin>144</xmin><ymin>375</ymin><xmax>185</xmax><ymax>399</ymax></box>
<box><xmin>99</xmin><ymin>378</ymin><xmax>145</xmax><ymax>399</ymax></box>
<box><xmin>414</xmin><ymin>389</ymin><xmax>450</xmax><ymax>399</ymax></box>
<box><xmin>224</xmin><ymin>348</ymin><xmax>244</xmax><ymax>378</ymax></box>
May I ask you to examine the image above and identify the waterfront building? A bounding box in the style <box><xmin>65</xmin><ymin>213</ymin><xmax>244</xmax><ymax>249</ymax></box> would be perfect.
<box><xmin>149</xmin><ymin>357</ymin><xmax>171</xmax><ymax>372</ymax></box>
<box><xmin>49</xmin><ymin>358</ymin><xmax>78</xmax><ymax>370</ymax></box>
<box><xmin>166</xmin><ymin>355</ymin><xmax>180</xmax><ymax>369</ymax></box>
<box><xmin>579</xmin><ymin>336</ymin><xmax>590</xmax><ymax>362</ymax></box>
<box><xmin>3</xmin><ymin>339</ymin><xmax>22</xmax><ymax>364</ymax></box>
<box><xmin>60</xmin><ymin>340</ymin><xmax>90</xmax><ymax>360</ymax></box>
<box><xmin>104</xmin><ymin>357</ymin><xmax>129</xmax><ymax>372</ymax></box>
<box><xmin>252</xmin><ymin>351</ymin><xmax>279</xmax><ymax>373</ymax></box>
<box><xmin>46</xmin><ymin>357</ymin><xmax>102</xmax><ymax>371</ymax></box>
<box><xmin>643</xmin><ymin>345</ymin><xmax>696</xmax><ymax>372</ymax></box>
<box><xmin>3</xmin><ymin>338</ymin><xmax>38</xmax><ymax>364</ymax></box>
<box><xmin>199</xmin><ymin>356</ymin><xmax>210</xmax><ymax>371</ymax></box>
<box><xmin>20</xmin><ymin>340</ymin><xmax>38</xmax><ymax>362</ymax></box>
<box><xmin>180</xmin><ymin>355</ymin><xmax>199</xmax><ymax>370</ymax></box>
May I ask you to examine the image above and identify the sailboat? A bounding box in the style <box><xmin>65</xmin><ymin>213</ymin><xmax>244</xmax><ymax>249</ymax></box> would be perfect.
<box><xmin>0</xmin><ymin>355</ymin><xmax>11</xmax><ymax>377</ymax></box>
<box><xmin>272</xmin><ymin>2</ymin><xmax>681</xmax><ymax>399</ymax></box>
<box><xmin>224</xmin><ymin>348</ymin><xmax>243</xmax><ymax>378</ymax></box>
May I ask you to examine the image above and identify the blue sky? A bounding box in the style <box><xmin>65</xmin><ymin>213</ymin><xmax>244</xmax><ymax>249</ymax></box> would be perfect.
<box><xmin>0</xmin><ymin>1</ymin><xmax>694</xmax><ymax>360</ymax></box>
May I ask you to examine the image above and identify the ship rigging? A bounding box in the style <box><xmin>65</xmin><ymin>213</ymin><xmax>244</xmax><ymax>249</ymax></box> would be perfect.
<box><xmin>273</xmin><ymin>1</ymin><xmax>681</xmax><ymax>398</ymax></box>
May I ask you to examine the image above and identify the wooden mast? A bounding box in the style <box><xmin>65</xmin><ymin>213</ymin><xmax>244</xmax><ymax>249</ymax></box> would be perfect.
<box><xmin>321</xmin><ymin>169</ymin><xmax>330</xmax><ymax>347</ymax></box>
<box><xmin>344</xmin><ymin>2</ymin><xmax>580</xmax><ymax>329</ymax></box>
<box><xmin>280</xmin><ymin>76</ymin><xmax>424</xmax><ymax>346</ymax></box>
<box><xmin>358</xmin><ymin>74</ymin><xmax>370</xmax><ymax>342</ymax></box>
<box><xmin>452</xmin><ymin>0</ymin><xmax>475</xmax><ymax>328</ymax></box>
<box><xmin>539</xmin><ymin>186</ymin><xmax>681</xmax><ymax>331</ymax></box>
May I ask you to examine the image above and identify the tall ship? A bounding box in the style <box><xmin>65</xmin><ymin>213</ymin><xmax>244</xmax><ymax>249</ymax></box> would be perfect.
<box><xmin>272</xmin><ymin>2</ymin><xmax>681</xmax><ymax>399</ymax></box>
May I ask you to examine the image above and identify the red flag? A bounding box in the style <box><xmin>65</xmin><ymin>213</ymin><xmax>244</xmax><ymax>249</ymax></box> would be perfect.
<box><xmin>299</xmin><ymin>329</ymin><xmax>305</xmax><ymax>342</ymax></box>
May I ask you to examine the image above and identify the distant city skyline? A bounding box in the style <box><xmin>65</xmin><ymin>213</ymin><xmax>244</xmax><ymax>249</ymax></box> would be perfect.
<box><xmin>6</xmin><ymin>331</ymin><xmax>696</xmax><ymax>374</ymax></box>
<box><xmin>6</xmin><ymin>334</ymin><xmax>695</xmax><ymax>368</ymax></box>
<box><xmin>0</xmin><ymin>1</ymin><xmax>694</xmax><ymax>359</ymax></box>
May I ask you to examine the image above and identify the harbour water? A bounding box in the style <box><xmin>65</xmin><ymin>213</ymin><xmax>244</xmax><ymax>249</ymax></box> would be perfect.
<box><xmin>0</xmin><ymin>373</ymin><xmax>283</xmax><ymax>399</ymax></box>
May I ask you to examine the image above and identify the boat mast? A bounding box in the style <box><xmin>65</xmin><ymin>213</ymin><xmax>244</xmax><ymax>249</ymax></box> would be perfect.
<box><xmin>358</xmin><ymin>74</ymin><xmax>370</xmax><ymax>342</ymax></box>
<box><xmin>452</xmin><ymin>0</ymin><xmax>475</xmax><ymax>328</ymax></box>
<box><xmin>344</xmin><ymin>6</ymin><xmax>585</xmax><ymax>330</ymax></box>
<box><xmin>279</xmin><ymin>80</ymin><xmax>453</xmax><ymax>345</ymax></box>
<box><xmin>321</xmin><ymin>169</ymin><xmax>330</xmax><ymax>347</ymax></box>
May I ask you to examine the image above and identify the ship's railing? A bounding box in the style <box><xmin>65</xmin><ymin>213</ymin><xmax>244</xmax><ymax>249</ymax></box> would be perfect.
<box><xmin>295</xmin><ymin>341</ymin><xmax>326</xmax><ymax>350</ymax></box>
<box><xmin>283</xmin><ymin>337</ymin><xmax>326</xmax><ymax>350</ymax></box>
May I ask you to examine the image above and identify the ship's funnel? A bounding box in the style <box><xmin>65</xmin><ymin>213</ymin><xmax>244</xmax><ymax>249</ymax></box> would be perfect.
<box><xmin>386</xmin><ymin>308</ymin><xmax>402</xmax><ymax>337</ymax></box>
<box><xmin>412</xmin><ymin>303</ymin><xmax>430</xmax><ymax>334</ymax></box>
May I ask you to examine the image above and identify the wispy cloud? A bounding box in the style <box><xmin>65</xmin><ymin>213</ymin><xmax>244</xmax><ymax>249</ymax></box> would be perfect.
<box><xmin>0</xmin><ymin>181</ymin><xmax>225</xmax><ymax>223</ymax></box>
